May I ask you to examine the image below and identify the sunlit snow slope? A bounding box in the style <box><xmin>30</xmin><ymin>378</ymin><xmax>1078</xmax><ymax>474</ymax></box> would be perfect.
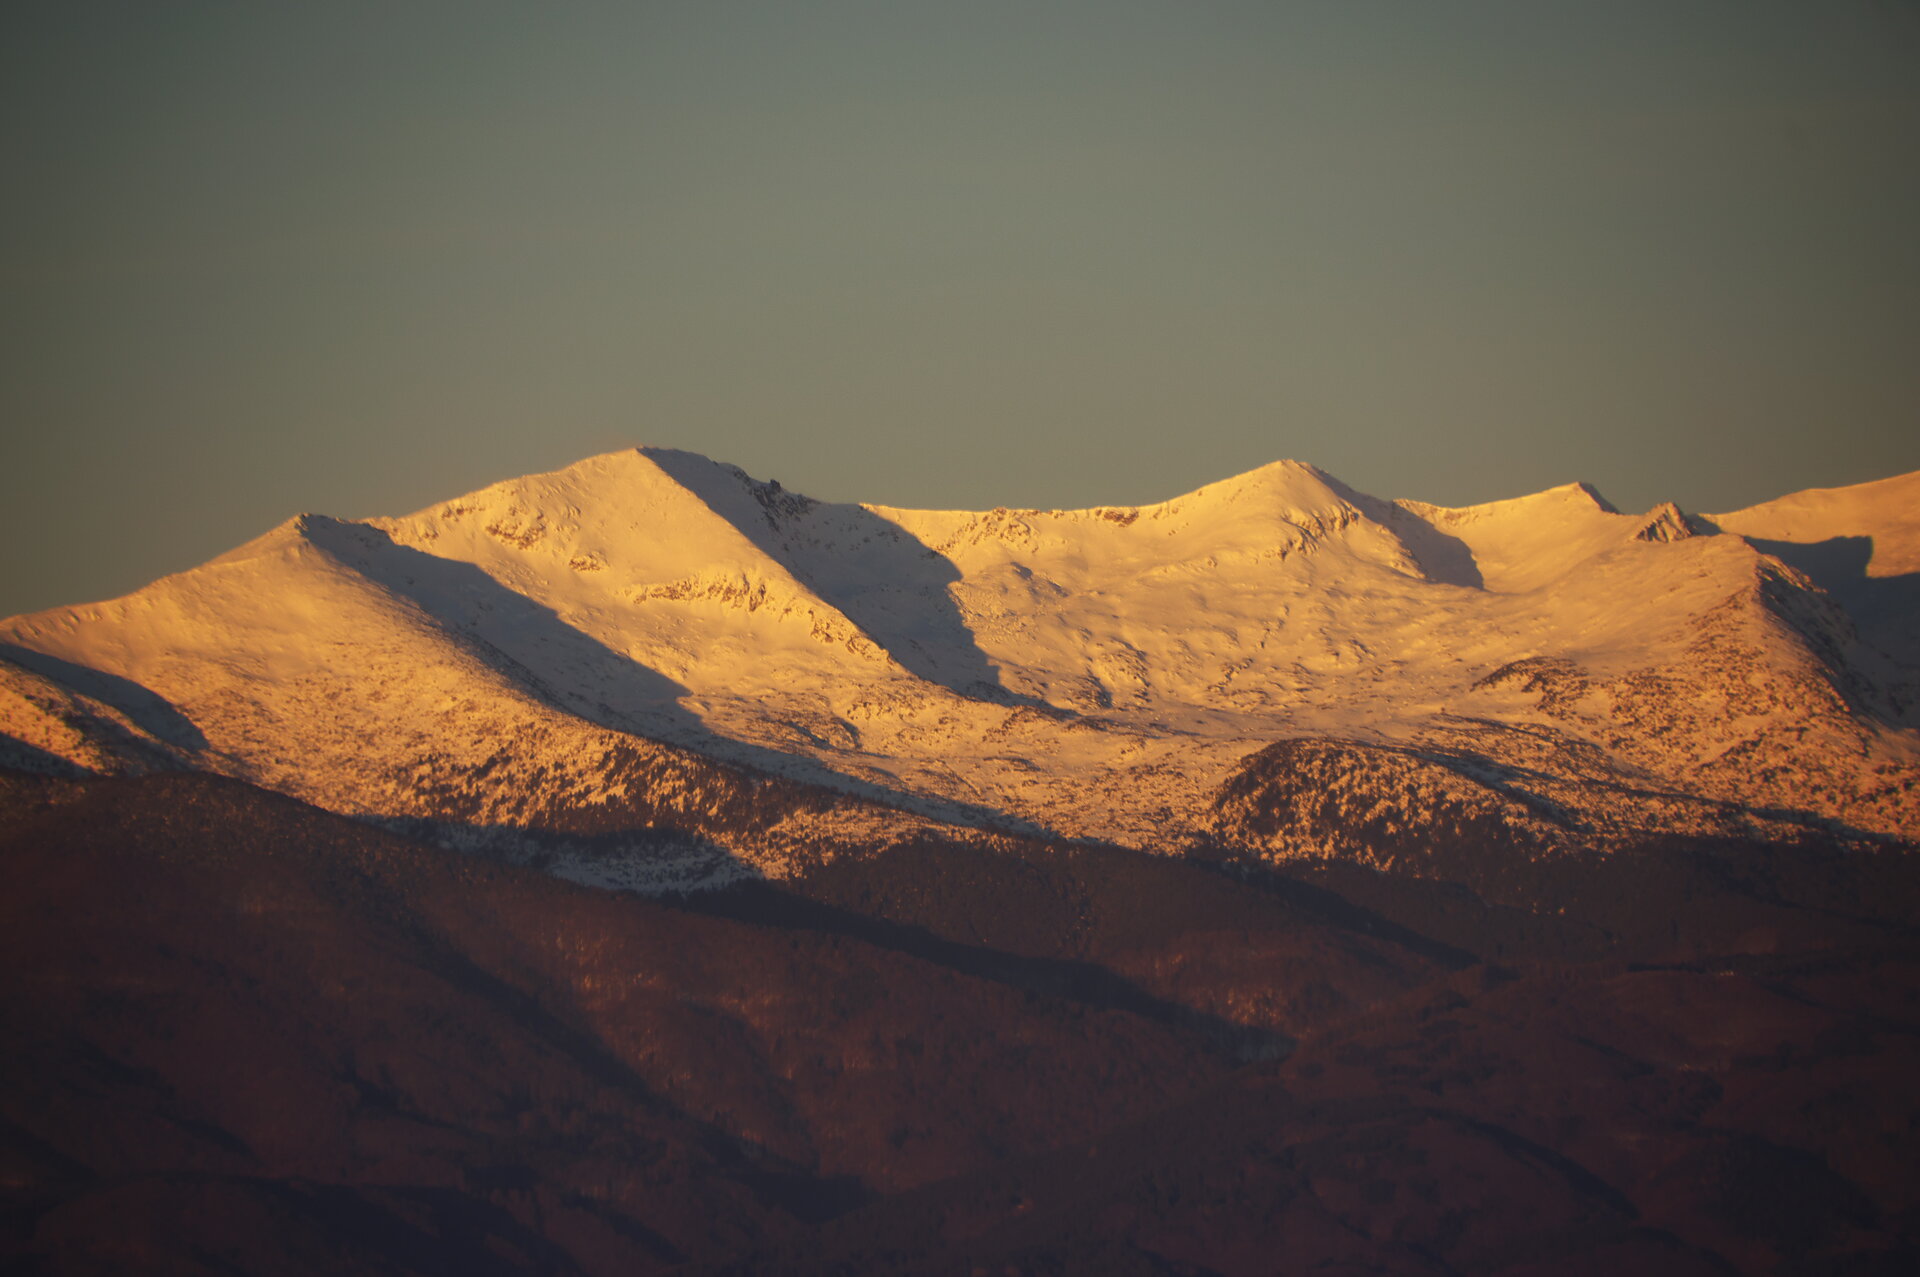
<box><xmin>4</xmin><ymin>448</ymin><xmax>1916</xmax><ymax>884</ymax></box>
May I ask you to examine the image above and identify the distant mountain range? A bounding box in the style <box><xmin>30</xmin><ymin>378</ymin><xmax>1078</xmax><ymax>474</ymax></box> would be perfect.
<box><xmin>5</xmin><ymin>448</ymin><xmax>1915</xmax><ymax>888</ymax></box>
<box><xmin>8</xmin><ymin>449</ymin><xmax>1920</xmax><ymax>1275</ymax></box>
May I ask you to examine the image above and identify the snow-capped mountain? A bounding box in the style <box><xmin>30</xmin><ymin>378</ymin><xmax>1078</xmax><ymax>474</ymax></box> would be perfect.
<box><xmin>4</xmin><ymin>448</ymin><xmax>1915</xmax><ymax>886</ymax></box>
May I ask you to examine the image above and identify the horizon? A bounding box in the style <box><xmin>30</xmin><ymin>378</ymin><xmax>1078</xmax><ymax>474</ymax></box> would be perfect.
<box><xmin>6</xmin><ymin>1</ymin><xmax>1918</xmax><ymax>616</ymax></box>
<box><xmin>8</xmin><ymin>439</ymin><xmax>1915</xmax><ymax>618</ymax></box>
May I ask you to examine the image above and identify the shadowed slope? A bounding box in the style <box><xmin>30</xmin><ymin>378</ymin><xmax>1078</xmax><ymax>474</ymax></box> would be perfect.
<box><xmin>644</xmin><ymin>447</ymin><xmax>1040</xmax><ymax>704</ymax></box>
<box><xmin>1708</xmin><ymin>468</ymin><xmax>1920</xmax><ymax>667</ymax></box>
<box><xmin>9</xmin><ymin>759</ymin><xmax>1920</xmax><ymax>1275</ymax></box>
<box><xmin>0</xmin><ymin>770</ymin><xmax>1236</xmax><ymax>1273</ymax></box>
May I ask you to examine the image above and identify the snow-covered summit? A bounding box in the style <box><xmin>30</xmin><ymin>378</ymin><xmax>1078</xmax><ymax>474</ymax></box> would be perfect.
<box><xmin>4</xmin><ymin>450</ymin><xmax>1916</xmax><ymax>884</ymax></box>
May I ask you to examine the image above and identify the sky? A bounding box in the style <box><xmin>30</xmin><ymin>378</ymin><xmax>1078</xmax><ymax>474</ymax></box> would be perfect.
<box><xmin>3</xmin><ymin>0</ymin><xmax>1917</xmax><ymax>616</ymax></box>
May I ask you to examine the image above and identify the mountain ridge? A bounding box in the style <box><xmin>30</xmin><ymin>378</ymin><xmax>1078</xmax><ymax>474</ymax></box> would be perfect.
<box><xmin>3</xmin><ymin>448</ymin><xmax>1916</xmax><ymax>889</ymax></box>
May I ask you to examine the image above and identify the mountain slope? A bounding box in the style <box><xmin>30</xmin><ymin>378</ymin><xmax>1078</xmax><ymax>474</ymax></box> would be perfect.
<box><xmin>0</xmin><ymin>770</ymin><xmax>1243</xmax><ymax>1274</ymax></box>
<box><xmin>3</xmin><ymin>449</ymin><xmax>1915</xmax><ymax>884</ymax></box>
<box><xmin>10</xmin><ymin>767</ymin><xmax>1919</xmax><ymax>1276</ymax></box>
<box><xmin>1706</xmin><ymin>468</ymin><xmax>1920</xmax><ymax>668</ymax></box>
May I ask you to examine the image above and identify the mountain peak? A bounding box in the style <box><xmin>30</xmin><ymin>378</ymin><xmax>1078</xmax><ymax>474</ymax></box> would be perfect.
<box><xmin>1153</xmin><ymin>458</ymin><xmax>1356</xmax><ymax>526</ymax></box>
<box><xmin>1566</xmin><ymin>480</ymin><xmax>1618</xmax><ymax>513</ymax></box>
<box><xmin>5</xmin><ymin>449</ymin><xmax>1914</xmax><ymax>875</ymax></box>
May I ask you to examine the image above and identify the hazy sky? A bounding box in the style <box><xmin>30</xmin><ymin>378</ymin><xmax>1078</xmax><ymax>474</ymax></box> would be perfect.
<box><xmin>4</xmin><ymin>1</ymin><xmax>1917</xmax><ymax>615</ymax></box>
